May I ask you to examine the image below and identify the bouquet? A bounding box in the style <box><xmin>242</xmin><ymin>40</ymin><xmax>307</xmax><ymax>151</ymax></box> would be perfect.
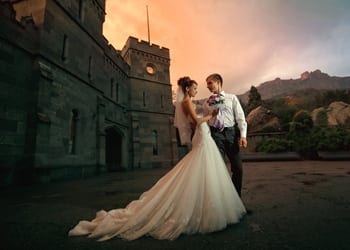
<box><xmin>207</xmin><ymin>94</ymin><xmax>225</xmax><ymax>110</ymax></box>
<box><xmin>207</xmin><ymin>94</ymin><xmax>225</xmax><ymax>131</ymax></box>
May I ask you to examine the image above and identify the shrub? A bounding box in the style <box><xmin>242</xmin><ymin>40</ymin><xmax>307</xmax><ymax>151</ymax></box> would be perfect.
<box><xmin>290</xmin><ymin>110</ymin><xmax>313</xmax><ymax>132</ymax></box>
<box><xmin>256</xmin><ymin>138</ymin><xmax>295</xmax><ymax>153</ymax></box>
<box><xmin>312</xmin><ymin>126</ymin><xmax>350</xmax><ymax>151</ymax></box>
<box><xmin>315</xmin><ymin>110</ymin><xmax>328</xmax><ymax>126</ymax></box>
<box><xmin>255</xmin><ymin>125</ymin><xmax>350</xmax><ymax>157</ymax></box>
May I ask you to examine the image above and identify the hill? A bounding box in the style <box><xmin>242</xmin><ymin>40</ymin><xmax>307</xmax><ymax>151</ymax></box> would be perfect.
<box><xmin>239</xmin><ymin>69</ymin><xmax>350</xmax><ymax>104</ymax></box>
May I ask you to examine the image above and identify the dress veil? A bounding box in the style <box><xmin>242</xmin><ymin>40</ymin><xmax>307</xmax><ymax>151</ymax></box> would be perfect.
<box><xmin>173</xmin><ymin>87</ymin><xmax>192</xmax><ymax>146</ymax></box>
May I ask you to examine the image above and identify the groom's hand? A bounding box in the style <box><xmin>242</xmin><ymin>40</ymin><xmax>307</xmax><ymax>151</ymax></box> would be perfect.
<box><xmin>239</xmin><ymin>137</ymin><xmax>247</xmax><ymax>148</ymax></box>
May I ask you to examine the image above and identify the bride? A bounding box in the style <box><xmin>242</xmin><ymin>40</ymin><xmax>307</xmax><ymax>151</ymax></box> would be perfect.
<box><xmin>68</xmin><ymin>77</ymin><xmax>246</xmax><ymax>241</ymax></box>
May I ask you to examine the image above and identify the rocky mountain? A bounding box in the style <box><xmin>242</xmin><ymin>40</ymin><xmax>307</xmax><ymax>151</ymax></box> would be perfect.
<box><xmin>239</xmin><ymin>70</ymin><xmax>350</xmax><ymax>104</ymax></box>
<box><xmin>246</xmin><ymin>106</ymin><xmax>280</xmax><ymax>133</ymax></box>
<box><xmin>312</xmin><ymin>101</ymin><xmax>350</xmax><ymax>127</ymax></box>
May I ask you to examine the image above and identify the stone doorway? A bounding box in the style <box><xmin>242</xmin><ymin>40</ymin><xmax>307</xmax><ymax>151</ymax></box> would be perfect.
<box><xmin>105</xmin><ymin>127</ymin><xmax>122</xmax><ymax>171</ymax></box>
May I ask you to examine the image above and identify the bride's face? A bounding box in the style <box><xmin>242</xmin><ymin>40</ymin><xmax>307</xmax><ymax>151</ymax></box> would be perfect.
<box><xmin>188</xmin><ymin>84</ymin><xmax>198</xmax><ymax>98</ymax></box>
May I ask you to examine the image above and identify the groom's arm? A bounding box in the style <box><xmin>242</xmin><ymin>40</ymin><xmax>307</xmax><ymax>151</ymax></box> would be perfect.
<box><xmin>232</xmin><ymin>95</ymin><xmax>247</xmax><ymax>148</ymax></box>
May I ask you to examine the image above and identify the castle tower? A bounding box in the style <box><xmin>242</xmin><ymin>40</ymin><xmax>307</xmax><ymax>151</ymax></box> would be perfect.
<box><xmin>121</xmin><ymin>37</ymin><xmax>178</xmax><ymax>168</ymax></box>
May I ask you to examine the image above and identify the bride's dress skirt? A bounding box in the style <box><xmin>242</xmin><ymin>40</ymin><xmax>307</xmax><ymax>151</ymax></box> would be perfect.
<box><xmin>68</xmin><ymin>123</ymin><xmax>246</xmax><ymax>241</ymax></box>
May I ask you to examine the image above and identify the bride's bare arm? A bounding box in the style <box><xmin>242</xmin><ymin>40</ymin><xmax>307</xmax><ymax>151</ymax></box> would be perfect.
<box><xmin>182</xmin><ymin>99</ymin><xmax>217</xmax><ymax>125</ymax></box>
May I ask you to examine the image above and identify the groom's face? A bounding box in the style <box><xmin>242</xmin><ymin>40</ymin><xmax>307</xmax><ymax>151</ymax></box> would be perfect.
<box><xmin>206</xmin><ymin>79</ymin><xmax>221</xmax><ymax>94</ymax></box>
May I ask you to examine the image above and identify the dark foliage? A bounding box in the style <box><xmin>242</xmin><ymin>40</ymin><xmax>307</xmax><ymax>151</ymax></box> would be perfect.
<box><xmin>256</xmin><ymin>125</ymin><xmax>350</xmax><ymax>155</ymax></box>
<box><xmin>246</xmin><ymin>86</ymin><xmax>262</xmax><ymax>114</ymax></box>
<box><xmin>256</xmin><ymin>138</ymin><xmax>295</xmax><ymax>153</ymax></box>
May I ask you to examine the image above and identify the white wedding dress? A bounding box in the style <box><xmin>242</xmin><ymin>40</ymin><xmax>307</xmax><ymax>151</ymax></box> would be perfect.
<box><xmin>68</xmin><ymin>121</ymin><xmax>246</xmax><ymax>241</ymax></box>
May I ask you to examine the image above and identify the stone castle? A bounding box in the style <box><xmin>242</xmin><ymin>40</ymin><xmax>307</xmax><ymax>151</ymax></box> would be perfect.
<box><xmin>0</xmin><ymin>0</ymin><xmax>179</xmax><ymax>185</ymax></box>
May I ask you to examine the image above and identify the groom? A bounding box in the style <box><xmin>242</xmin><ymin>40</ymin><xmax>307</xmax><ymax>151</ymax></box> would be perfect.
<box><xmin>205</xmin><ymin>73</ymin><xmax>248</xmax><ymax>197</ymax></box>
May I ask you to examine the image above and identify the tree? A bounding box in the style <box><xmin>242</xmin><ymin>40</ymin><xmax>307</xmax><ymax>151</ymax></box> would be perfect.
<box><xmin>246</xmin><ymin>86</ymin><xmax>262</xmax><ymax>114</ymax></box>
<box><xmin>289</xmin><ymin>110</ymin><xmax>314</xmax><ymax>133</ymax></box>
<box><xmin>288</xmin><ymin>110</ymin><xmax>316</xmax><ymax>157</ymax></box>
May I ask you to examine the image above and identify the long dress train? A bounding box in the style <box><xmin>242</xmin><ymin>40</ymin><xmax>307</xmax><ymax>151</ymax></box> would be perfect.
<box><xmin>68</xmin><ymin>122</ymin><xmax>246</xmax><ymax>241</ymax></box>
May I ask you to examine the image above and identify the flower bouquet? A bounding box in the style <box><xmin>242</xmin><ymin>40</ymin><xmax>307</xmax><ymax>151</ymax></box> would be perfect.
<box><xmin>207</xmin><ymin>94</ymin><xmax>225</xmax><ymax>131</ymax></box>
<box><xmin>207</xmin><ymin>94</ymin><xmax>225</xmax><ymax>110</ymax></box>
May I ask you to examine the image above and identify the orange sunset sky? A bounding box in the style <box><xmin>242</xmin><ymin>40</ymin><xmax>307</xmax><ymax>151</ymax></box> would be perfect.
<box><xmin>103</xmin><ymin>0</ymin><xmax>350</xmax><ymax>99</ymax></box>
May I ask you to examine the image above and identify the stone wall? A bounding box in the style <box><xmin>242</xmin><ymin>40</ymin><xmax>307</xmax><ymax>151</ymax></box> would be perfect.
<box><xmin>0</xmin><ymin>3</ymin><xmax>40</xmax><ymax>185</ymax></box>
<box><xmin>0</xmin><ymin>1</ymin><xmax>176</xmax><ymax>185</ymax></box>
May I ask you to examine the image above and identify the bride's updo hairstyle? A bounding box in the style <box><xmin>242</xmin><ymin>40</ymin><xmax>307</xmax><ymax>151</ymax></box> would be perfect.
<box><xmin>177</xmin><ymin>76</ymin><xmax>197</xmax><ymax>95</ymax></box>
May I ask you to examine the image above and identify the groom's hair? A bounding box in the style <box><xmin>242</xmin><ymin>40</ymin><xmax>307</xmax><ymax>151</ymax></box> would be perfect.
<box><xmin>206</xmin><ymin>73</ymin><xmax>223</xmax><ymax>87</ymax></box>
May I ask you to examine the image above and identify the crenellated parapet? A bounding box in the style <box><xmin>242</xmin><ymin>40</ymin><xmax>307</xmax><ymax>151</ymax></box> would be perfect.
<box><xmin>101</xmin><ymin>37</ymin><xmax>130</xmax><ymax>75</ymax></box>
<box><xmin>11</xmin><ymin>0</ymin><xmax>46</xmax><ymax>26</ymax></box>
<box><xmin>1</xmin><ymin>1</ymin><xmax>16</xmax><ymax>20</ymax></box>
<box><xmin>0</xmin><ymin>2</ymin><xmax>39</xmax><ymax>54</ymax></box>
<box><xmin>121</xmin><ymin>36</ymin><xmax>170</xmax><ymax>62</ymax></box>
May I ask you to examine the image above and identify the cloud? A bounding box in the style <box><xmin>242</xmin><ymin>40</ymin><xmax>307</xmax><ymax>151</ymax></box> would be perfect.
<box><xmin>104</xmin><ymin>0</ymin><xmax>350</xmax><ymax>98</ymax></box>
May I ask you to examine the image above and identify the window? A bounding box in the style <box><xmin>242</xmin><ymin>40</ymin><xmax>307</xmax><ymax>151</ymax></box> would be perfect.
<box><xmin>68</xmin><ymin>109</ymin><xmax>78</xmax><ymax>154</ymax></box>
<box><xmin>88</xmin><ymin>56</ymin><xmax>93</xmax><ymax>80</ymax></box>
<box><xmin>146</xmin><ymin>63</ymin><xmax>156</xmax><ymax>75</ymax></box>
<box><xmin>152</xmin><ymin>130</ymin><xmax>158</xmax><ymax>155</ymax></box>
<box><xmin>160</xmin><ymin>95</ymin><xmax>164</xmax><ymax>108</ymax></box>
<box><xmin>78</xmin><ymin>0</ymin><xmax>84</xmax><ymax>20</ymax></box>
<box><xmin>110</xmin><ymin>78</ymin><xmax>114</xmax><ymax>98</ymax></box>
<box><xmin>116</xmin><ymin>82</ymin><xmax>119</xmax><ymax>103</ymax></box>
<box><xmin>143</xmin><ymin>91</ymin><xmax>146</xmax><ymax>106</ymax></box>
<box><xmin>61</xmin><ymin>34</ymin><xmax>68</xmax><ymax>61</ymax></box>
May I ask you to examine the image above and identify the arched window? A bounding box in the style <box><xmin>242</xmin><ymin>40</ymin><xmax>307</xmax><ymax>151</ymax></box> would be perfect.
<box><xmin>68</xmin><ymin>109</ymin><xmax>78</xmax><ymax>154</ymax></box>
<box><xmin>152</xmin><ymin>130</ymin><xmax>158</xmax><ymax>155</ymax></box>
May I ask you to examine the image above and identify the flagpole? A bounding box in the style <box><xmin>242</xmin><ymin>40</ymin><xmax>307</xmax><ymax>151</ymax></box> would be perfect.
<box><xmin>146</xmin><ymin>5</ymin><xmax>151</xmax><ymax>44</ymax></box>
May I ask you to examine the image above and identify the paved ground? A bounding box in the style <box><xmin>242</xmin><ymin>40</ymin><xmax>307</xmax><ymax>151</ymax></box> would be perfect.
<box><xmin>1</xmin><ymin>161</ymin><xmax>349</xmax><ymax>250</ymax></box>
